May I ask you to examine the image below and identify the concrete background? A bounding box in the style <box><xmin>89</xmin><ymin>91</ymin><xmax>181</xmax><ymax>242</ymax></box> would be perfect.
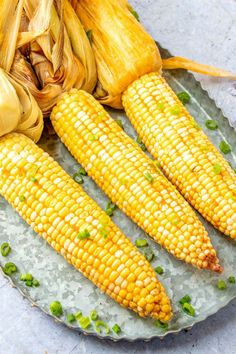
<box><xmin>1</xmin><ymin>1</ymin><xmax>236</xmax><ymax>353</ymax></box>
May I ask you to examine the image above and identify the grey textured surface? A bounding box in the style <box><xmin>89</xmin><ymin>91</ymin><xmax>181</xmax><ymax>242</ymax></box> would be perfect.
<box><xmin>0</xmin><ymin>0</ymin><xmax>236</xmax><ymax>353</ymax></box>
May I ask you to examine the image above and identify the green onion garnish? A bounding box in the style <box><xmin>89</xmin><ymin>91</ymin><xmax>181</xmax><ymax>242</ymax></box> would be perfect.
<box><xmin>136</xmin><ymin>137</ymin><xmax>147</xmax><ymax>151</ymax></box>
<box><xmin>73</xmin><ymin>173</ymin><xmax>84</xmax><ymax>184</ymax></box>
<box><xmin>219</xmin><ymin>141</ymin><xmax>231</xmax><ymax>154</ymax></box>
<box><xmin>90</xmin><ymin>310</ymin><xmax>98</xmax><ymax>321</ymax></box>
<box><xmin>135</xmin><ymin>239</ymin><xmax>148</xmax><ymax>248</ymax></box>
<box><xmin>79</xmin><ymin>167</ymin><xmax>87</xmax><ymax>176</ymax></box>
<box><xmin>228</xmin><ymin>275</ymin><xmax>236</xmax><ymax>284</ymax></box>
<box><xmin>1</xmin><ymin>242</ymin><xmax>11</xmax><ymax>257</ymax></box>
<box><xmin>25</xmin><ymin>280</ymin><xmax>33</xmax><ymax>287</ymax></box>
<box><xmin>67</xmin><ymin>313</ymin><xmax>76</xmax><ymax>323</ymax></box>
<box><xmin>30</xmin><ymin>177</ymin><xmax>37</xmax><ymax>182</ymax></box>
<box><xmin>99</xmin><ymin>227</ymin><xmax>108</xmax><ymax>239</ymax></box>
<box><xmin>144</xmin><ymin>251</ymin><xmax>154</xmax><ymax>262</ymax></box>
<box><xmin>19</xmin><ymin>195</ymin><xmax>26</xmax><ymax>202</ymax></box>
<box><xmin>77</xmin><ymin>229</ymin><xmax>90</xmax><ymax>240</ymax></box>
<box><xmin>179</xmin><ymin>295</ymin><xmax>191</xmax><ymax>305</ymax></box>
<box><xmin>213</xmin><ymin>164</ymin><xmax>222</xmax><ymax>175</ymax></box>
<box><xmin>170</xmin><ymin>105</ymin><xmax>181</xmax><ymax>116</ymax></box>
<box><xmin>112</xmin><ymin>324</ymin><xmax>121</xmax><ymax>334</ymax></box>
<box><xmin>228</xmin><ymin>276</ymin><xmax>236</xmax><ymax>284</ymax></box>
<box><xmin>217</xmin><ymin>279</ymin><xmax>227</xmax><ymax>290</ymax></box>
<box><xmin>95</xmin><ymin>320</ymin><xmax>110</xmax><ymax>334</ymax></box>
<box><xmin>144</xmin><ymin>172</ymin><xmax>154</xmax><ymax>183</ymax></box>
<box><xmin>86</xmin><ymin>30</ymin><xmax>93</xmax><ymax>41</ymax></box>
<box><xmin>182</xmin><ymin>302</ymin><xmax>195</xmax><ymax>317</ymax></box>
<box><xmin>155</xmin><ymin>319</ymin><xmax>168</xmax><ymax>330</ymax></box>
<box><xmin>105</xmin><ymin>201</ymin><xmax>117</xmax><ymax>216</ymax></box>
<box><xmin>205</xmin><ymin>120</ymin><xmax>218</xmax><ymax>130</ymax></box>
<box><xmin>79</xmin><ymin>316</ymin><xmax>91</xmax><ymax>329</ymax></box>
<box><xmin>50</xmin><ymin>301</ymin><xmax>63</xmax><ymax>317</ymax></box>
<box><xmin>177</xmin><ymin>92</ymin><xmax>190</xmax><ymax>104</ymax></box>
<box><xmin>75</xmin><ymin>311</ymin><xmax>83</xmax><ymax>320</ymax></box>
<box><xmin>20</xmin><ymin>273</ymin><xmax>33</xmax><ymax>282</ymax></box>
<box><xmin>155</xmin><ymin>266</ymin><xmax>164</xmax><ymax>275</ymax></box>
<box><xmin>116</xmin><ymin>119</ymin><xmax>124</xmax><ymax>129</ymax></box>
<box><xmin>3</xmin><ymin>262</ymin><xmax>17</xmax><ymax>276</ymax></box>
<box><xmin>32</xmin><ymin>279</ymin><xmax>40</xmax><ymax>287</ymax></box>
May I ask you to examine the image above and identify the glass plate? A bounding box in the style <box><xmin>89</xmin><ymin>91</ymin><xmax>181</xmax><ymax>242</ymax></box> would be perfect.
<box><xmin>0</xmin><ymin>50</ymin><xmax>236</xmax><ymax>341</ymax></box>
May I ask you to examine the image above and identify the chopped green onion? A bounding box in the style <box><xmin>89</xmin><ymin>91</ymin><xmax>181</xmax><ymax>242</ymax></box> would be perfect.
<box><xmin>116</xmin><ymin>119</ymin><xmax>124</xmax><ymax>129</ymax></box>
<box><xmin>105</xmin><ymin>201</ymin><xmax>117</xmax><ymax>216</ymax></box>
<box><xmin>75</xmin><ymin>311</ymin><xmax>83</xmax><ymax>320</ymax></box>
<box><xmin>144</xmin><ymin>172</ymin><xmax>154</xmax><ymax>183</ymax></box>
<box><xmin>177</xmin><ymin>92</ymin><xmax>190</xmax><ymax>104</ymax></box>
<box><xmin>170</xmin><ymin>105</ymin><xmax>181</xmax><ymax>116</ymax></box>
<box><xmin>95</xmin><ymin>320</ymin><xmax>110</xmax><ymax>334</ymax></box>
<box><xmin>135</xmin><ymin>239</ymin><xmax>148</xmax><ymax>248</ymax></box>
<box><xmin>73</xmin><ymin>173</ymin><xmax>84</xmax><ymax>184</ymax></box>
<box><xmin>155</xmin><ymin>266</ymin><xmax>164</xmax><ymax>275</ymax></box>
<box><xmin>67</xmin><ymin>313</ymin><xmax>76</xmax><ymax>323</ymax></box>
<box><xmin>99</xmin><ymin>227</ymin><xmax>108</xmax><ymax>239</ymax></box>
<box><xmin>79</xmin><ymin>167</ymin><xmax>87</xmax><ymax>176</ymax></box>
<box><xmin>20</xmin><ymin>273</ymin><xmax>33</xmax><ymax>281</ymax></box>
<box><xmin>205</xmin><ymin>120</ymin><xmax>218</xmax><ymax>130</ymax></box>
<box><xmin>90</xmin><ymin>310</ymin><xmax>98</xmax><ymax>321</ymax></box>
<box><xmin>213</xmin><ymin>164</ymin><xmax>222</xmax><ymax>175</ymax></box>
<box><xmin>3</xmin><ymin>262</ymin><xmax>17</xmax><ymax>276</ymax></box>
<box><xmin>228</xmin><ymin>276</ymin><xmax>235</xmax><ymax>284</ymax></box>
<box><xmin>32</xmin><ymin>279</ymin><xmax>40</xmax><ymax>287</ymax></box>
<box><xmin>144</xmin><ymin>251</ymin><xmax>154</xmax><ymax>262</ymax></box>
<box><xmin>219</xmin><ymin>141</ymin><xmax>231</xmax><ymax>154</ymax></box>
<box><xmin>50</xmin><ymin>301</ymin><xmax>63</xmax><ymax>317</ymax></box>
<box><xmin>112</xmin><ymin>324</ymin><xmax>121</xmax><ymax>334</ymax></box>
<box><xmin>1</xmin><ymin>242</ymin><xmax>11</xmax><ymax>257</ymax></box>
<box><xmin>25</xmin><ymin>280</ymin><xmax>33</xmax><ymax>287</ymax></box>
<box><xmin>136</xmin><ymin>136</ymin><xmax>147</xmax><ymax>151</ymax></box>
<box><xmin>77</xmin><ymin>229</ymin><xmax>90</xmax><ymax>240</ymax></box>
<box><xmin>155</xmin><ymin>319</ymin><xmax>168</xmax><ymax>330</ymax></box>
<box><xmin>86</xmin><ymin>30</ymin><xmax>93</xmax><ymax>41</ymax></box>
<box><xmin>157</xmin><ymin>102</ymin><xmax>164</xmax><ymax>111</ymax></box>
<box><xmin>179</xmin><ymin>295</ymin><xmax>191</xmax><ymax>305</ymax></box>
<box><xmin>182</xmin><ymin>303</ymin><xmax>195</xmax><ymax>317</ymax></box>
<box><xmin>217</xmin><ymin>279</ymin><xmax>227</xmax><ymax>290</ymax></box>
<box><xmin>30</xmin><ymin>177</ymin><xmax>37</xmax><ymax>182</ymax></box>
<box><xmin>79</xmin><ymin>316</ymin><xmax>91</xmax><ymax>329</ymax></box>
<box><xmin>19</xmin><ymin>195</ymin><xmax>26</xmax><ymax>202</ymax></box>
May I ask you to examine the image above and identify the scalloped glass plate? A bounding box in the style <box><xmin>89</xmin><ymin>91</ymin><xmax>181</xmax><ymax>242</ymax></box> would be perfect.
<box><xmin>0</xmin><ymin>49</ymin><xmax>236</xmax><ymax>342</ymax></box>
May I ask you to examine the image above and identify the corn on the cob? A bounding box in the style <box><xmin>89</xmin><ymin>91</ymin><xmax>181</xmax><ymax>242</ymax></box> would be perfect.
<box><xmin>0</xmin><ymin>133</ymin><xmax>172</xmax><ymax>321</ymax></box>
<box><xmin>51</xmin><ymin>89</ymin><xmax>222</xmax><ymax>272</ymax></box>
<box><xmin>122</xmin><ymin>72</ymin><xmax>236</xmax><ymax>240</ymax></box>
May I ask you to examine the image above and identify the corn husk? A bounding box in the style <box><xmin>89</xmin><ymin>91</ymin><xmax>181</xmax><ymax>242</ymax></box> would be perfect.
<box><xmin>18</xmin><ymin>0</ymin><xmax>97</xmax><ymax>116</ymax></box>
<box><xmin>71</xmin><ymin>0</ymin><xmax>162</xmax><ymax>108</ymax></box>
<box><xmin>0</xmin><ymin>68</ymin><xmax>43</xmax><ymax>142</ymax></box>
<box><xmin>74</xmin><ymin>0</ymin><xmax>236</xmax><ymax>108</ymax></box>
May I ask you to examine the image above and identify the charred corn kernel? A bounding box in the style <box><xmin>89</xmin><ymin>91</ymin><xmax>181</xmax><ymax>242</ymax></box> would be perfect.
<box><xmin>0</xmin><ymin>133</ymin><xmax>171</xmax><ymax>321</ymax></box>
<box><xmin>51</xmin><ymin>90</ymin><xmax>222</xmax><ymax>272</ymax></box>
<box><xmin>123</xmin><ymin>72</ymin><xmax>236</xmax><ymax>240</ymax></box>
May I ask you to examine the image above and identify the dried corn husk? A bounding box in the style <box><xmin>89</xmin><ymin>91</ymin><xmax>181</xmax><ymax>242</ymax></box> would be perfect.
<box><xmin>18</xmin><ymin>0</ymin><xmax>97</xmax><ymax>116</ymax></box>
<box><xmin>0</xmin><ymin>0</ymin><xmax>43</xmax><ymax>142</ymax></box>
<box><xmin>0</xmin><ymin>68</ymin><xmax>43</xmax><ymax>142</ymax></box>
<box><xmin>74</xmin><ymin>0</ymin><xmax>236</xmax><ymax>108</ymax></box>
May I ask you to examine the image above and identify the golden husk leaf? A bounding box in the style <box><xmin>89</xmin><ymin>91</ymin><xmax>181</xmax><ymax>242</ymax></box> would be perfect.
<box><xmin>71</xmin><ymin>0</ymin><xmax>162</xmax><ymax>108</ymax></box>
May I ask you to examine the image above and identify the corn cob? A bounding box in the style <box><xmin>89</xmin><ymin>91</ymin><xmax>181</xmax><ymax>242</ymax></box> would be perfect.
<box><xmin>51</xmin><ymin>89</ymin><xmax>222</xmax><ymax>272</ymax></box>
<box><xmin>122</xmin><ymin>72</ymin><xmax>236</xmax><ymax>240</ymax></box>
<box><xmin>0</xmin><ymin>133</ymin><xmax>172</xmax><ymax>321</ymax></box>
